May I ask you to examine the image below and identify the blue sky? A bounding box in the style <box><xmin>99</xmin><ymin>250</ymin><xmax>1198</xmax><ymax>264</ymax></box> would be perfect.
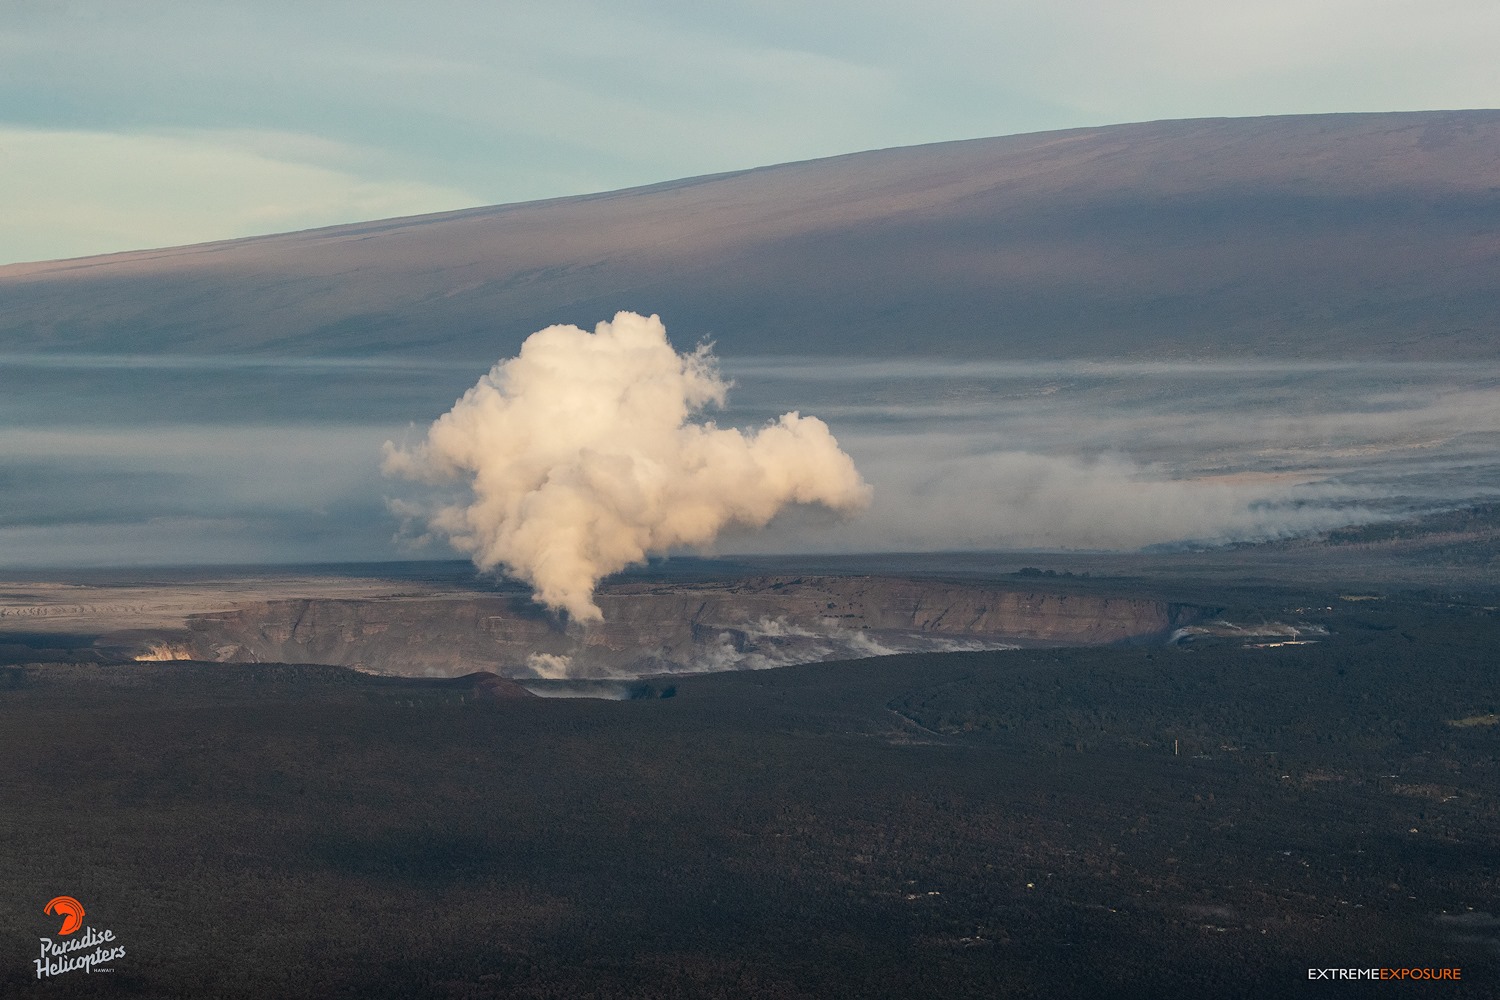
<box><xmin>3</xmin><ymin>0</ymin><xmax>1498</xmax><ymax>264</ymax></box>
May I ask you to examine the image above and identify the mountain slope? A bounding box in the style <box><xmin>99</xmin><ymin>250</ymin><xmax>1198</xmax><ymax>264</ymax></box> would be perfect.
<box><xmin>2</xmin><ymin>111</ymin><xmax>1498</xmax><ymax>360</ymax></box>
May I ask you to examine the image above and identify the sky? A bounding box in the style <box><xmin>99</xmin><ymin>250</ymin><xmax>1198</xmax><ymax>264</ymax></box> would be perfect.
<box><xmin>3</xmin><ymin>0</ymin><xmax>1499</xmax><ymax>264</ymax></box>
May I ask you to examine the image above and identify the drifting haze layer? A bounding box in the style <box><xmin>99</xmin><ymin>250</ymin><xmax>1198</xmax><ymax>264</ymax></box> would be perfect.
<box><xmin>381</xmin><ymin>313</ymin><xmax>869</xmax><ymax>619</ymax></box>
<box><xmin>2</xmin><ymin>352</ymin><xmax>1496</xmax><ymax>568</ymax></box>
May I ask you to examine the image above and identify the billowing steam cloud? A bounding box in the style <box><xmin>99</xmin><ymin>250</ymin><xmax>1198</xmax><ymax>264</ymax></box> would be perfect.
<box><xmin>383</xmin><ymin>312</ymin><xmax>870</xmax><ymax>620</ymax></box>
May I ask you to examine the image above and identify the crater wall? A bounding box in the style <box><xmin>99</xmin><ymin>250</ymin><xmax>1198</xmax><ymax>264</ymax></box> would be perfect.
<box><xmin>165</xmin><ymin>576</ymin><xmax>1205</xmax><ymax>678</ymax></box>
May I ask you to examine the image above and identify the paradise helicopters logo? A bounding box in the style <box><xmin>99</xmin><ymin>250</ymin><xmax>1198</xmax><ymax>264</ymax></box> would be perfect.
<box><xmin>34</xmin><ymin>896</ymin><xmax>126</xmax><ymax>979</ymax></box>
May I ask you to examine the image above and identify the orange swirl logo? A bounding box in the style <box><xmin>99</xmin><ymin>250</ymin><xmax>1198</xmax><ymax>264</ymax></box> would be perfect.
<box><xmin>43</xmin><ymin>897</ymin><xmax>85</xmax><ymax>936</ymax></box>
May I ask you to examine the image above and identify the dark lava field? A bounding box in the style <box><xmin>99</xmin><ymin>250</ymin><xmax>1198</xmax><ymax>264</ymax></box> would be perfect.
<box><xmin>3</xmin><ymin>581</ymin><xmax>1497</xmax><ymax>998</ymax></box>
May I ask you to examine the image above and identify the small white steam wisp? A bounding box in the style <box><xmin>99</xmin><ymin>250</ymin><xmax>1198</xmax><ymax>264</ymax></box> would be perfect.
<box><xmin>383</xmin><ymin>312</ymin><xmax>870</xmax><ymax>621</ymax></box>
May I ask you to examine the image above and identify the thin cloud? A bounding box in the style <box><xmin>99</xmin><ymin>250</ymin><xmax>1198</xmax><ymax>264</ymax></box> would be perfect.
<box><xmin>0</xmin><ymin>127</ymin><xmax>478</xmax><ymax>263</ymax></box>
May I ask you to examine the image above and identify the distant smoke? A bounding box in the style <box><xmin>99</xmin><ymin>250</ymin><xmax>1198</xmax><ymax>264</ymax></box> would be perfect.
<box><xmin>383</xmin><ymin>312</ymin><xmax>869</xmax><ymax>620</ymax></box>
<box><xmin>525</xmin><ymin>652</ymin><xmax>573</xmax><ymax>678</ymax></box>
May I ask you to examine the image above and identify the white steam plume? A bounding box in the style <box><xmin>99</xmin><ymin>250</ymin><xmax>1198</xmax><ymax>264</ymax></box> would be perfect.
<box><xmin>383</xmin><ymin>312</ymin><xmax>870</xmax><ymax>620</ymax></box>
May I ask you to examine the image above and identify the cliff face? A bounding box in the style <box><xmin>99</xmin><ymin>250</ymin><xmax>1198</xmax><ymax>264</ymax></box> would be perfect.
<box><xmin>171</xmin><ymin>577</ymin><xmax>1203</xmax><ymax>678</ymax></box>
